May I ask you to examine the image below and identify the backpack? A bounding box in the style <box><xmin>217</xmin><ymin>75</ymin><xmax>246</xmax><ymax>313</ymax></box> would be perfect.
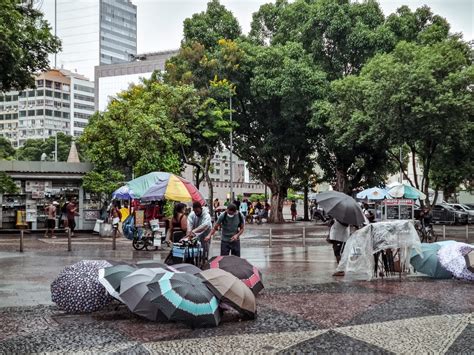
<box><xmin>222</xmin><ymin>212</ymin><xmax>244</xmax><ymax>228</ymax></box>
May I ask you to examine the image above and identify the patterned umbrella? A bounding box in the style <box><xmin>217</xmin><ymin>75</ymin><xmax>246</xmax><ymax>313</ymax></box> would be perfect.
<box><xmin>204</xmin><ymin>256</ymin><xmax>264</xmax><ymax>295</ymax></box>
<box><xmin>98</xmin><ymin>264</ymin><xmax>137</xmax><ymax>301</ymax></box>
<box><xmin>147</xmin><ymin>271</ymin><xmax>221</xmax><ymax>328</ymax></box>
<box><xmin>199</xmin><ymin>268</ymin><xmax>257</xmax><ymax>319</ymax></box>
<box><xmin>51</xmin><ymin>260</ymin><xmax>113</xmax><ymax>313</ymax></box>
<box><xmin>438</xmin><ymin>242</ymin><xmax>474</xmax><ymax>281</ymax></box>
<box><xmin>127</xmin><ymin>172</ymin><xmax>205</xmax><ymax>204</ymax></box>
<box><xmin>170</xmin><ymin>263</ymin><xmax>202</xmax><ymax>275</ymax></box>
<box><xmin>119</xmin><ymin>268</ymin><xmax>169</xmax><ymax>322</ymax></box>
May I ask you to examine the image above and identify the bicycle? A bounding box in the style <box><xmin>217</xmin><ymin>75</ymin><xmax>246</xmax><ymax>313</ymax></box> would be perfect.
<box><xmin>415</xmin><ymin>220</ymin><xmax>437</xmax><ymax>243</ymax></box>
<box><xmin>132</xmin><ymin>223</ymin><xmax>162</xmax><ymax>251</ymax></box>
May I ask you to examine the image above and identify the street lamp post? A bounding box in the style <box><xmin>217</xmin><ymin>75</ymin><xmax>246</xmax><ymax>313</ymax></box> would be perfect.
<box><xmin>229</xmin><ymin>96</ymin><xmax>234</xmax><ymax>202</ymax></box>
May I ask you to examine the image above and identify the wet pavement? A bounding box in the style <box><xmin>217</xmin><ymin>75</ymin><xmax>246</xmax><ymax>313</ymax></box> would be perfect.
<box><xmin>0</xmin><ymin>233</ymin><xmax>473</xmax><ymax>354</ymax></box>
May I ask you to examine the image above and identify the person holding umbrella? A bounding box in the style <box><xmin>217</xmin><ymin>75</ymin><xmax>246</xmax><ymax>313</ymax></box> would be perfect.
<box><xmin>206</xmin><ymin>204</ymin><xmax>245</xmax><ymax>257</ymax></box>
<box><xmin>328</xmin><ymin>219</ymin><xmax>350</xmax><ymax>276</ymax></box>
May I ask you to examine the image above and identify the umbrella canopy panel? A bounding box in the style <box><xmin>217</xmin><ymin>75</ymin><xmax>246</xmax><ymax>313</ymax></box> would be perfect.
<box><xmin>112</xmin><ymin>185</ymin><xmax>134</xmax><ymax>200</ymax></box>
<box><xmin>356</xmin><ymin>187</ymin><xmax>388</xmax><ymax>200</ymax></box>
<box><xmin>438</xmin><ymin>242</ymin><xmax>474</xmax><ymax>281</ymax></box>
<box><xmin>98</xmin><ymin>264</ymin><xmax>137</xmax><ymax>301</ymax></box>
<box><xmin>387</xmin><ymin>183</ymin><xmax>426</xmax><ymax>200</ymax></box>
<box><xmin>119</xmin><ymin>268</ymin><xmax>169</xmax><ymax>322</ymax></box>
<box><xmin>199</xmin><ymin>268</ymin><xmax>257</xmax><ymax>319</ymax></box>
<box><xmin>127</xmin><ymin>172</ymin><xmax>171</xmax><ymax>199</ymax></box>
<box><xmin>410</xmin><ymin>243</ymin><xmax>453</xmax><ymax>279</ymax></box>
<box><xmin>170</xmin><ymin>263</ymin><xmax>202</xmax><ymax>275</ymax></box>
<box><xmin>147</xmin><ymin>272</ymin><xmax>221</xmax><ymax>328</ymax></box>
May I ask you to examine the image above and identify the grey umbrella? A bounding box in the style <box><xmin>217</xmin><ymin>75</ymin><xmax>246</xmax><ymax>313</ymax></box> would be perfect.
<box><xmin>119</xmin><ymin>268</ymin><xmax>169</xmax><ymax>322</ymax></box>
<box><xmin>170</xmin><ymin>263</ymin><xmax>202</xmax><ymax>275</ymax></box>
<box><xmin>98</xmin><ymin>264</ymin><xmax>137</xmax><ymax>301</ymax></box>
<box><xmin>316</xmin><ymin>191</ymin><xmax>365</xmax><ymax>226</ymax></box>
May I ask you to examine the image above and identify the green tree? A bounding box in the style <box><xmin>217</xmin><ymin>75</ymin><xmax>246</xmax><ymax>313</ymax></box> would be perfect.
<box><xmin>0</xmin><ymin>0</ymin><xmax>60</xmax><ymax>91</ymax></box>
<box><xmin>82</xmin><ymin>169</ymin><xmax>125</xmax><ymax>202</ymax></box>
<box><xmin>79</xmin><ymin>80</ymin><xmax>193</xmax><ymax>180</ymax></box>
<box><xmin>0</xmin><ymin>137</ymin><xmax>15</xmax><ymax>160</ymax></box>
<box><xmin>15</xmin><ymin>133</ymin><xmax>78</xmax><ymax>161</ymax></box>
<box><xmin>359</xmin><ymin>39</ymin><xmax>473</xmax><ymax>205</ymax></box>
<box><xmin>0</xmin><ymin>172</ymin><xmax>18</xmax><ymax>194</ymax></box>
<box><xmin>182</xmin><ymin>0</ymin><xmax>241</xmax><ymax>49</ymax></box>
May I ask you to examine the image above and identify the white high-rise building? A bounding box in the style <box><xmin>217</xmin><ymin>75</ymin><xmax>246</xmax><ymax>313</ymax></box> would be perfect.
<box><xmin>43</xmin><ymin>0</ymin><xmax>137</xmax><ymax>79</ymax></box>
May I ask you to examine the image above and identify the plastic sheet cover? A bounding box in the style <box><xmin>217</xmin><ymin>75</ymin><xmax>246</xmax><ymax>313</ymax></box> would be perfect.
<box><xmin>336</xmin><ymin>220</ymin><xmax>422</xmax><ymax>281</ymax></box>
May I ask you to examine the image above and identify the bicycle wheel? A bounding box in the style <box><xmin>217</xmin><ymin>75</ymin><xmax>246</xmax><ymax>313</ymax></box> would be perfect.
<box><xmin>145</xmin><ymin>236</ymin><xmax>157</xmax><ymax>251</ymax></box>
<box><xmin>132</xmin><ymin>237</ymin><xmax>146</xmax><ymax>250</ymax></box>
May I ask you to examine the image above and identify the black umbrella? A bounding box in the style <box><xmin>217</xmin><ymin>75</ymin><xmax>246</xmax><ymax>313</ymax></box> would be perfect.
<box><xmin>147</xmin><ymin>271</ymin><xmax>221</xmax><ymax>328</ymax></box>
<box><xmin>316</xmin><ymin>191</ymin><xmax>365</xmax><ymax>226</ymax></box>
<box><xmin>170</xmin><ymin>263</ymin><xmax>202</xmax><ymax>275</ymax></box>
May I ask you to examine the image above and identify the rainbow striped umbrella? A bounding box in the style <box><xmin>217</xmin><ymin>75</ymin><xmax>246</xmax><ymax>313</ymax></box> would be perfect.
<box><xmin>127</xmin><ymin>172</ymin><xmax>205</xmax><ymax>205</ymax></box>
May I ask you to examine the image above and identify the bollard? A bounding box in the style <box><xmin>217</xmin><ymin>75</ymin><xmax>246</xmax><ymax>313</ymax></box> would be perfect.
<box><xmin>269</xmin><ymin>228</ymin><xmax>272</xmax><ymax>248</ymax></box>
<box><xmin>443</xmin><ymin>225</ymin><xmax>446</xmax><ymax>240</ymax></box>
<box><xmin>112</xmin><ymin>228</ymin><xmax>117</xmax><ymax>251</ymax></box>
<box><xmin>466</xmin><ymin>224</ymin><xmax>469</xmax><ymax>242</ymax></box>
<box><xmin>302</xmin><ymin>227</ymin><xmax>306</xmax><ymax>247</ymax></box>
<box><xmin>20</xmin><ymin>230</ymin><xmax>24</xmax><ymax>252</ymax></box>
<box><xmin>67</xmin><ymin>228</ymin><xmax>72</xmax><ymax>252</ymax></box>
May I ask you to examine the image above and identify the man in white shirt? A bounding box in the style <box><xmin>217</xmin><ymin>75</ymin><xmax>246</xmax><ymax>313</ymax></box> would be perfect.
<box><xmin>328</xmin><ymin>219</ymin><xmax>350</xmax><ymax>276</ymax></box>
<box><xmin>186</xmin><ymin>202</ymin><xmax>212</xmax><ymax>257</ymax></box>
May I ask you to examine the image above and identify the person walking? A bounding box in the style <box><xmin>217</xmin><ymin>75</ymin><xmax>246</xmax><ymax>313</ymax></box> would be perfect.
<box><xmin>186</xmin><ymin>202</ymin><xmax>212</xmax><ymax>257</ymax></box>
<box><xmin>168</xmin><ymin>203</ymin><xmax>188</xmax><ymax>244</ymax></box>
<box><xmin>44</xmin><ymin>201</ymin><xmax>58</xmax><ymax>239</ymax></box>
<box><xmin>290</xmin><ymin>200</ymin><xmax>297</xmax><ymax>222</ymax></box>
<box><xmin>328</xmin><ymin>219</ymin><xmax>350</xmax><ymax>276</ymax></box>
<box><xmin>110</xmin><ymin>201</ymin><xmax>122</xmax><ymax>236</ymax></box>
<box><xmin>240</xmin><ymin>198</ymin><xmax>248</xmax><ymax>217</ymax></box>
<box><xmin>206</xmin><ymin>204</ymin><xmax>245</xmax><ymax>257</ymax></box>
<box><xmin>66</xmin><ymin>198</ymin><xmax>78</xmax><ymax>237</ymax></box>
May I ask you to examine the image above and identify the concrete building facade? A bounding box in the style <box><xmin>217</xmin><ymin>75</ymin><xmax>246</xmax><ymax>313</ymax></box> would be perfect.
<box><xmin>95</xmin><ymin>50</ymin><xmax>178</xmax><ymax>111</ymax></box>
<box><xmin>0</xmin><ymin>69</ymin><xmax>95</xmax><ymax>147</ymax></box>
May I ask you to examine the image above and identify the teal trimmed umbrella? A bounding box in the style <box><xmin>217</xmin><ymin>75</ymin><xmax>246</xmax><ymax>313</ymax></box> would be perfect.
<box><xmin>410</xmin><ymin>243</ymin><xmax>452</xmax><ymax>279</ymax></box>
<box><xmin>356</xmin><ymin>187</ymin><xmax>388</xmax><ymax>200</ymax></box>
<box><xmin>387</xmin><ymin>183</ymin><xmax>426</xmax><ymax>200</ymax></box>
<box><xmin>147</xmin><ymin>271</ymin><xmax>221</xmax><ymax>328</ymax></box>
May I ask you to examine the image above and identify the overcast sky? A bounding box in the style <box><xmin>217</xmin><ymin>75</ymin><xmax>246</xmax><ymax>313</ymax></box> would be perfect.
<box><xmin>40</xmin><ymin>0</ymin><xmax>473</xmax><ymax>54</ymax></box>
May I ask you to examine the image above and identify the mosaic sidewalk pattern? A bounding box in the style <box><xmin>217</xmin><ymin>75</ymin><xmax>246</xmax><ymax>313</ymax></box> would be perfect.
<box><xmin>0</xmin><ymin>279</ymin><xmax>472</xmax><ymax>354</ymax></box>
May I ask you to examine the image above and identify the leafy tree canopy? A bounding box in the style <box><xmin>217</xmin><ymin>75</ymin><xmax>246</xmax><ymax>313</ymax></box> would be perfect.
<box><xmin>0</xmin><ymin>172</ymin><xmax>18</xmax><ymax>194</ymax></box>
<box><xmin>0</xmin><ymin>0</ymin><xmax>60</xmax><ymax>91</ymax></box>
<box><xmin>0</xmin><ymin>137</ymin><xmax>15</xmax><ymax>160</ymax></box>
<box><xmin>15</xmin><ymin>133</ymin><xmax>79</xmax><ymax>162</ymax></box>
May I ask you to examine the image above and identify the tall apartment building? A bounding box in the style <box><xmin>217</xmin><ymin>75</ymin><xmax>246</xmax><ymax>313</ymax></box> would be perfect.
<box><xmin>45</xmin><ymin>0</ymin><xmax>137</xmax><ymax>79</ymax></box>
<box><xmin>0</xmin><ymin>69</ymin><xmax>95</xmax><ymax>147</ymax></box>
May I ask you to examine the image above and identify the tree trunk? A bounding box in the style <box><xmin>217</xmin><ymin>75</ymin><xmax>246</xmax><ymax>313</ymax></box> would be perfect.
<box><xmin>410</xmin><ymin>148</ymin><xmax>420</xmax><ymax>190</ymax></box>
<box><xmin>206</xmin><ymin>171</ymin><xmax>214</xmax><ymax>215</ymax></box>
<box><xmin>335</xmin><ymin>169</ymin><xmax>352</xmax><ymax>194</ymax></box>
<box><xmin>194</xmin><ymin>166</ymin><xmax>201</xmax><ymax>190</ymax></box>
<box><xmin>268</xmin><ymin>184</ymin><xmax>287</xmax><ymax>223</ymax></box>
<box><xmin>303</xmin><ymin>185</ymin><xmax>309</xmax><ymax>221</ymax></box>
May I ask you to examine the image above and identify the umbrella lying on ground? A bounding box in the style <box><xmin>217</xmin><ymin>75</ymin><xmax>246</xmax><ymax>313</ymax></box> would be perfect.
<box><xmin>204</xmin><ymin>256</ymin><xmax>264</xmax><ymax>295</ymax></box>
<box><xmin>387</xmin><ymin>183</ymin><xmax>426</xmax><ymax>200</ymax></box>
<box><xmin>127</xmin><ymin>172</ymin><xmax>205</xmax><ymax>205</ymax></box>
<box><xmin>135</xmin><ymin>260</ymin><xmax>174</xmax><ymax>271</ymax></box>
<box><xmin>98</xmin><ymin>264</ymin><xmax>137</xmax><ymax>301</ymax></box>
<box><xmin>316</xmin><ymin>191</ymin><xmax>365</xmax><ymax>226</ymax></box>
<box><xmin>410</xmin><ymin>243</ymin><xmax>452</xmax><ymax>279</ymax></box>
<box><xmin>51</xmin><ymin>260</ymin><xmax>114</xmax><ymax>313</ymax></box>
<box><xmin>170</xmin><ymin>263</ymin><xmax>202</xmax><ymax>275</ymax></box>
<box><xmin>199</xmin><ymin>268</ymin><xmax>257</xmax><ymax>319</ymax></box>
<box><xmin>465</xmin><ymin>251</ymin><xmax>474</xmax><ymax>272</ymax></box>
<box><xmin>119</xmin><ymin>268</ymin><xmax>168</xmax><ymax>322</ymax></box>
<box><xmin>147</xmin><ymin>271</ymin><xmax>221</xmax><ymax>328</ymax></box>
<box><xmin>356</xmin><ymin>187</ymin><xmax>388</xmax><ymax>200</ymax></box>
<box><xmin>438</xmin><ymin>242</ymin><xmax>474</xmax><ymax>281</ymax></box>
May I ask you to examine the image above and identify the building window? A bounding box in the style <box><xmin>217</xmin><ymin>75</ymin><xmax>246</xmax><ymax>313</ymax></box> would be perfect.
<box><xmin>74</xmin><ymin>84</ymin><xmax>95</xmax><ymax>93</ymax></box>
<box><xmin>63</xmin><ymin>112</ymin><xmax>70</xmax><ymax>119</ymax></box>
<box><xmin>54</xmin><ymin>111</ymin><xmax>61</xmax><ymax>118</ymax></box>
<box><xmin>19</xmin><ymin>111</ymin><xmax>26</xmax><ymax>117</ymax></box>
<box><xmin>54</xmin><ymin>82</ymin><xmax>62</xmax><ymax>90</ymax></box>
<box><xmin>74</xmin><ymin>103</ymin><xmax>94</xmax><ymax>111</ymax></box>
<box><xmin>63</xmin><ymin>93</ymin><xmax>70</xmax><ymax>100</ymax></box>
<box><xmin>45</xmin><ymin>80</ymin><xmax>52</xmax><ymax>88</ymax></box>
<box><xmin>63</xmin><ymin>84</ymin><xmax>70</xmax><ymax>92</ymax></box>
<box><xmin>37</xmin><ymin>80</ymin><xmax>44</xmax><ymax>87</ymax></box>
<box><xmin>224</xmin><ymin>170</ymin><xmax>229</xmax><ymax>175</ymax></box>
<box><xmin>215</xmin><ymin>169</ymin><xmax>220</xmax><ymax>175</ymax></box>
<box><xmin>54</xmin><ymin>92</ymin><xmax>61</xmax><ymax>99</ymax></box>
<box><xmin>37</xmin><ymin>89</ymin><xmax>44</xmax><ymax>97</ymax></box>
<box><xmin>28</xmin><ymin>110</ymin><xmax>35</xmax><ymax>116</ymax></box>
<box><xmin>63</xmin><ymin>102</ymin><xmax>70</xmax><ymax>108</ymax></box>
<box><xmin>45</xmin><ymin>90</ymin><xmax>53</xmax><ymax>97</ymax></box>
<box><xmin>36</xmin><ymin>109</ymin><xmax>44</xmax><ymax>115</ymax></box>
<box><xmin>45</xmin><ymin>109</ymin><xmax>52</xmax><ymax>116</ymax></box>
<box><xmin>19</xmin><ymin>91</ymin><xmax>26</xmax><ymax>98</ymax></box>
<box><xmin>74</xmin><ymin>93</ymin><xmax>94</xmax><ymax>102</ymax></box>
<box><xmin>74</xmin><ymin>121</ymin><xmax>87</xmax><ymax>128</ymax></box>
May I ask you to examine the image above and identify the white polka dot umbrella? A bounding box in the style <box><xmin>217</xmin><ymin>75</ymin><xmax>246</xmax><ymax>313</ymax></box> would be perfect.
<box><xmin>438</xmin><ymin>243</ymin><xmax>474</xmax><ymax>281</ymax></box>
<box><xmin>51</xmin><ymin>260</ymin><xmax>114</xmax><ymax>313</ymax></box>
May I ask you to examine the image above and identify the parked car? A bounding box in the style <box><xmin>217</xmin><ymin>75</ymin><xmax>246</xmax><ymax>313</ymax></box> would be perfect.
<box><xmin>464</xmin><ymin>203</ymin><xmax>474</xmax><ymax>210</ymax></box>
<box><xmin>449</xmin><ymin>203</ymin><xmax>474</xmax><ymax>224</ymax></box>
<box><xmin>431</xmin><ymin>204</ymin><xmax>468</xmax><ymax>225</ymax></box>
